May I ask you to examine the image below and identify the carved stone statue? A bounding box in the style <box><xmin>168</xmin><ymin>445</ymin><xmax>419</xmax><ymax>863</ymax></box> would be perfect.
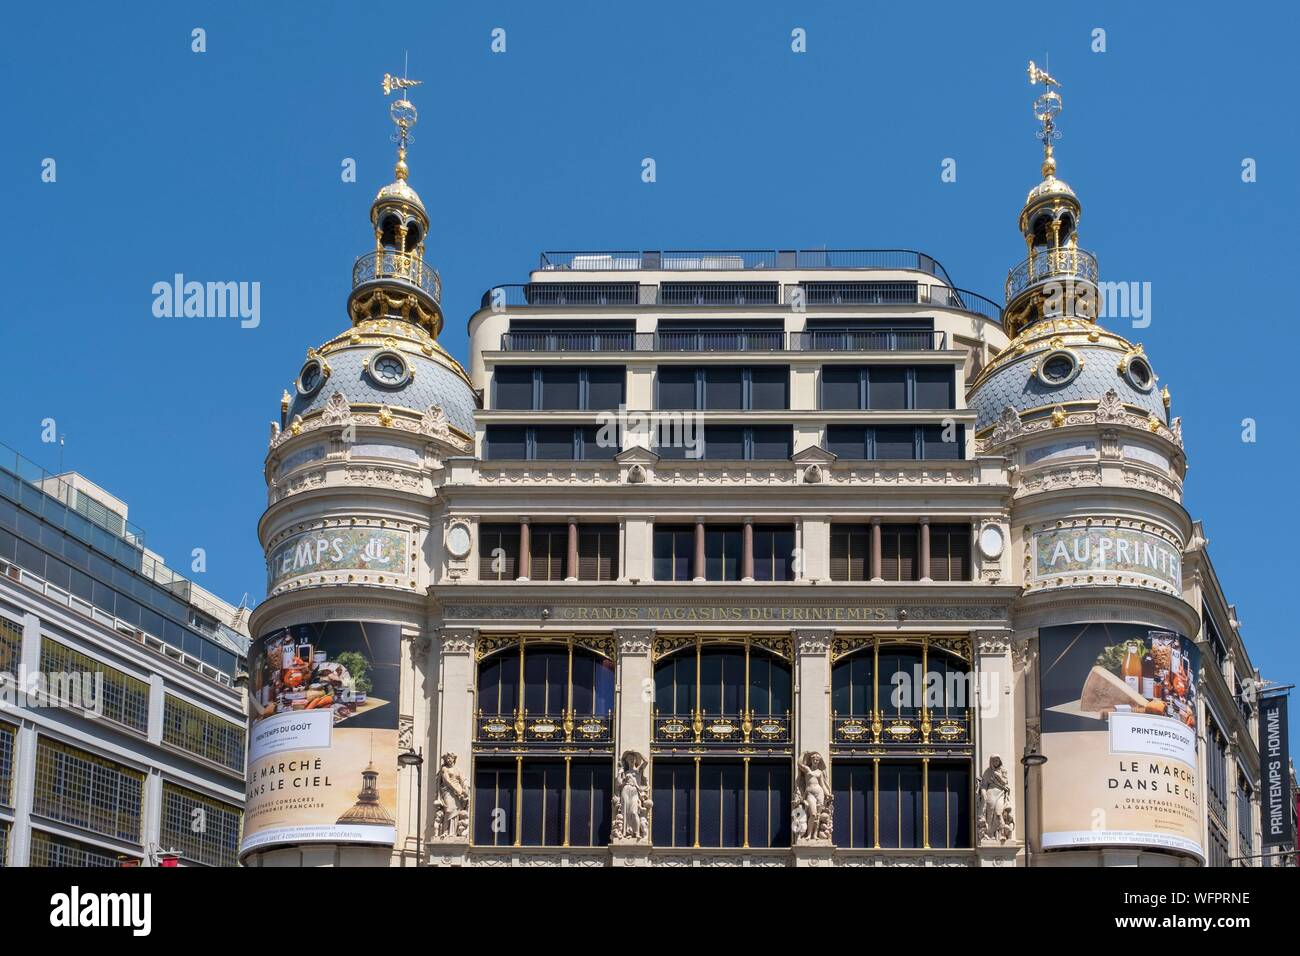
<box><xmin>610</xmin><ymin>751</ymin><xmax>651</xmax><ymax>841</ymax></box>
<box><xmin>793</xmin><ymin>751</ymin><xmax>833</xmax><ymax>843</ymax></box>
<box><xmin>976</xmin><ymin>754</ymin><xmax>1014</xmax><ymax>844</ymax></box>
<box><xmin>432</xmin><ymin>752</ymin><xmax>469</xmax><ymax>839</ymax></box>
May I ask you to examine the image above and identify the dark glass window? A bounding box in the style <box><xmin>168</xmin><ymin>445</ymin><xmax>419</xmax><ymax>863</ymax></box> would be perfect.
<box><xmin>880</xmin><ymin>525</ymin><xmax>918</xmax><ymax>582</ymax></box>
<box><xmin>749</xmin><ymin>366</ymin><xmax>789</xmax><ymax>410</ymax></box>
<box><xmin>874</xmin><ymin>425</ymin><xmax>917</xmax><ymax>460</ymax></box>
<box><xmin>477</xmin><ymin>653</ymin><xmax>519</xmax><ymax>716</ymax></box>
<box><xmin>749</xmin><ymin>426</ymin><xmax>792</xmax><ymax>460</ymax></box>
<box><xmin>539</xmin><ymin>368</ymin><xmax>580</xmax><ymax>410</ymax></box>
<box><xmin>699</xmin><ymin>647</ymin><xmax>745</xmax><ymax>715</ymax></box>
<box><xmin>657</xmin><ymin>366</ymin><xmax>698</xmax><ymax>410</ymax></box>
<box><xmin>704</xmin><ymin>426</ymin><xmax>745</xmax><ymax>460</ymax></box>
<box><xmin>748</xmin><ymin>652</ymin><xmax>792</xmax><ymax>716</ymax></box>
<box><xmin>484</xmin><ymin>426</ymin><xmax>527</xmax><ymax>460</ymax></box>
<box><xmin>929</xmin><ymin>524</ymin><xmax>970</xmax><ymax>582</ymax></box>
<box><xmin>493</xmin><ymin>367</ymin><xmax>534</xmax><ymax>409</ymax></box>
<box><xmin>922</xmin><ymin>424</ymin><xmax>963</xmax><ymax>460</ymax></box>
<box><xmin>479</xmin><ymin>524</ymin><xmax>520</xmax><ymax>581</ymax></box>
<box><xmin>747</xmin><ymin>761</ymin><xmax>791</xmax><ymax>848</ymax></box>
<box><xmin>579</xmin><ymin>424</ymin><xmax>620</xmax><ymax>460</ymax></box>
<box><xmin>697</xmin><ymin>761</ymin><xmax>745</xmax><ymax>848</ymax></box>
<box><xmin>704</xmin><ymin>526</ymin><xmax>744</xmax><ymax>582</ymax></box>
<box><xmin>878</xmin><ymin>762</ymin><xmax>925</xmax><ymax>849</ymax></box>
<box><xmin>830</xmin><ymin>525</ymin><xmax>870</xmax><ymax>582</ymax></box>
<box><xmin>586</xmin><ymin>366</ymin><xmax>626</xmax><ymax>411</ymax></box>
<box><xmin>752</xmin><ymin>525</ymin><xmax>795</xmax><ymax>582</ymax></box>
<box><xmin>532</xmin><ymin>426</ymin><xmax>575</xmax><ymax>460</ymax></box>
<box><xmin>914</xmin><ymin>366</ymin><xmax>955</xmax><ymax>409</ymax></box>
<box><xmin>527</xmin><ymin>524</ymin><xmax>567</xmax><ymax>582</ymax></box>
<box><xmin>569</xmin><ymin>653</ymin><xmax>616</xmax><ymax>717</ymax></box>
<box><xmin>826</xmin><ymin>426</ymin><xmax>868</xmax><ymax>460</ymax></box>
<box><xmin>877</xmin><ymin>647</ymin><xmax>923</xmax><ymax>718</ymax></box>
<box><xmin>822</xmin><ymin>366</ymin><xmax>863</xmax><ymax>410</ymax></box>
<box><xmin>833</xmin><ymin>762</ymin><xmax>876</xmax><ymax>848</ymax></box>
<box><xmin>567</xmin><ymin>761</ymin><xmax>613</xmax><ymax>847</ymax></box>
<box><xmin>578</xmin><ymin>524</ymin><xmax>619</xmax><ymax>581</ymax></box>
<box><xmin>474</xmin><ymin>761</ymin><xmax>516</xmax><ymax>847</ymax></box>
<box><xmin>652</xmin><ymin>760</ymin><xmax>695</xmax><ymax>848</ymax></box>
<box><xmin>654</xmin><ymin>650</ymin><xmax>696</xmax><ymax>715</ymax></box>
<box><xmin>832</xmin><ymin>651</ymin><xmax>874</xmax><ymax>717</ymax></box>
<box><xmin>520</xmin><ymin>760</ymin><xmax>566</xmax><ymax>846</ymax></box>
<box><xmin>652</xmin><ymin>525</ymin><xmax>695</xmax><ymax>582</ymax></box>
<box><xmin>868</xmin><ymin>367</ymin><xmax>908</xmax><ymax>409</ymax></box>
<box><xmin>522</xmin><ymin>647</ymin><xmax>568</xmax><ymax>715</ymax></box>
<box><xmin>703</xmin><ymin>366</ymin><xmax>744</xmax><ymax>410</ymax></box>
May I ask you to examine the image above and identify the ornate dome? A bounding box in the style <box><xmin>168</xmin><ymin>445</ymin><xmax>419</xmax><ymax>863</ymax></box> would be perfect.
<box><xmin>968</xmin><ymin>317</ymin><xmax>1167</xmax><ymax>433</ymax></box>
<box><xmin>287</xmin><ymin>317</ymin><xmax>476</xmax><ymax>435</ymax></box>
<box><xmin>1025</xmin><ymin>173</ymin><xmax>1075</xmax><ymax>203</ymax></box>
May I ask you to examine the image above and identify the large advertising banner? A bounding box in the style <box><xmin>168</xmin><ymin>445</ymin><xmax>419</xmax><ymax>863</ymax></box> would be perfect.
<box><xmin>1039</xmin><ymin>623</ymin><xmax>1203</xmax><ymax>860</ymax></box>
<box><xmin>240</xmin><ymin>620</ymin><xmax>402</xmax><ymax>857</ymax></box>
<box><xmin>1258</xmin><ymin>693</ymin><xmax>1293</xmax><ymax>849</ymax></box>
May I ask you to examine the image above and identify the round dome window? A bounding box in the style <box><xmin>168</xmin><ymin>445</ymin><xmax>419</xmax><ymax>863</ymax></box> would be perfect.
<box><xmin>1125</xmin><ymin>356</ymin><xmax>1155</xmax><ymax>392</ymax></box>
<box><xmin>367</xmin><ymin>349</ymin><xmax>412</xmax><ymax>389</ymax></box>
<box><xmin>297</xmin><ymin>358</ymin><xmax>329</xmax><ymax>396</ymax></box>
<box><xmin>1036</xmin><ymin>349</ymin><xmax>1080</xmax><ymax>387</ymax></box>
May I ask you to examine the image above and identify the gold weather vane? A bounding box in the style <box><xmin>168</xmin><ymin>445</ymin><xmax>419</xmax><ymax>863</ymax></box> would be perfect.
<box><xmin>381</xmin><ymin>64</ymin><xmax>421</xmax><ymax>180</ymax></box>
<box><xmin>1027</xmin><ymin>59</ymin><xmax>1063</xmax><ymax>175</ymax></box>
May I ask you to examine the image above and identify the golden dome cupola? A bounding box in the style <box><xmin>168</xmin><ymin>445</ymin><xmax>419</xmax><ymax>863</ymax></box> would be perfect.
<box><xmin>347</xmin><ymin>72</ymin><xmax>443</xmax><ymax>337</ymax></box>
<box><xmin>1002</xmin><ymin>62</ymin><xmax>1098</xmax><ymax>338</ymax></box>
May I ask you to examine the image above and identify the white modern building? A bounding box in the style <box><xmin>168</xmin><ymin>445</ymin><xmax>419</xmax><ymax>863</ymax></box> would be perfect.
<box><xmin>0</xmin><ymin>447</ymin><xmax>249</xmax><ymax>867</ymax></box>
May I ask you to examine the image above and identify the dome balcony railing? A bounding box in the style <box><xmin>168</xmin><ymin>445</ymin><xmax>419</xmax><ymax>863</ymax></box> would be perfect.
<box><xmin>1004</xmin><ymin>246</ymin><xmax>1098</xmax><ymax>303</ymax></box>
<box><xmin>352</xmin><ymin>250</ymin><xmax>442</xmax><ymax>305</ymax></box>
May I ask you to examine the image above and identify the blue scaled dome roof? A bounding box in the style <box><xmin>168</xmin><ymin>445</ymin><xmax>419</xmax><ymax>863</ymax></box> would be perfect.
<box><xmin>288</xmin><ymin>317</ymin><xmax>477</xmax><ymax>435</ymax></box>
<box><xmin>968</xmin><ymin>317</ymin><xmax>1167</xmax><ymax>434</ymax></box>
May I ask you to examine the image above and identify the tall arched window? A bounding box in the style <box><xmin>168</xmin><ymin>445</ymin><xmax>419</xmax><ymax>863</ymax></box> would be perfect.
<box><xmin>473</xmin><ymin>639</ymin><xmax>615</xmax><ymax>848</ymax></box>
<box><xmin>830</xmin><ymin>638</ymin><xmax>973</xmax><ymax>850</ymax></box>
<box><xmin>651</xmin><ymin>638</ymin><xmax>792</xmax><ymax>849</ymax></box>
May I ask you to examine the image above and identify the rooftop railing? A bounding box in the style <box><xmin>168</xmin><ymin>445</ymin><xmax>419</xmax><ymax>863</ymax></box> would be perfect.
<box><xmin>484</xmin><ymin>281</ymin><xmax>1001</xmax><ymax>321</ymax></box>
<box><xmin>498</xmin><ymin>328</ymin><xmax>949</xmax><ymax>352</ymax></box>
<box><xmin>1004</xmin><ymin>246</ymin><xmax>1098</xmax><ymax>303</ymax></box>
<box><xmin>352</xmin><ymin>250</ymin><xmax>442</xmax><ymax>304</ymax></box>
<box><xmin>539</xmin><ymin>249</ymin><xmax>955</xmax><ymax>285</ymax></box>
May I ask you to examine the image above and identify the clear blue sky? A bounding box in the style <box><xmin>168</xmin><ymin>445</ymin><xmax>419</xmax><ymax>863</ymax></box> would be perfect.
<box><xmin>2</xmin><ymin>3</ymin><xmax>1295</xmax><ymax>700</ymax></box>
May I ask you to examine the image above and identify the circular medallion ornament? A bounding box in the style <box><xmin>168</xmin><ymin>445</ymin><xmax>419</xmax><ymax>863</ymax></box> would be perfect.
<box><xmin>446</xmin><ymin>523</ymin><xmax>471</xmax><ymax>559</ymax></box>
<box><xmin>367</xmin><ymin>349</ymin><xmax>411</xmax><ymax>388</ymax></box>
<box><xmin>978</xmin><ymin>525</ymin><xmax>1005</xmax><ymax>560</ymax></box>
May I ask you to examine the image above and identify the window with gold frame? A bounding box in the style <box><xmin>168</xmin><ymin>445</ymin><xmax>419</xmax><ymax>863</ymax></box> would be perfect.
<box><xmin>472</xmin><ymin>636</ymin><xmax>616</xmax><ymax>849</ymax></box>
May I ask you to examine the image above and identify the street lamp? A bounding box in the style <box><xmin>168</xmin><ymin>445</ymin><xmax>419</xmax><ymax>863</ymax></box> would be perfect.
<box><xmin>1021</xmin><ymin>751</ymin><xmax>1048</xmax><ymax>868</ymax></box>
<box><xmin>398</xmin><ymin>747</ymin><xmax>425</xmax><ymax>866</ymax></box>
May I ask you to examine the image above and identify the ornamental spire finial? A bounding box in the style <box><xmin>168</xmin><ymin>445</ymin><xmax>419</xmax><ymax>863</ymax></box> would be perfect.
<box><xmin>382</xmin><ymin>61</ymin><xmax>422</xmax><ymax>182</ymax></box>
<box><xmin>1027</xmin><ymin>59</ymin><xmax>1062</xmax><ymax>178</ymax></box>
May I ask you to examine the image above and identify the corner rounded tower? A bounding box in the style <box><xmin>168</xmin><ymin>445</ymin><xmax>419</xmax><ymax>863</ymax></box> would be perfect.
<box><xmin>243</xmin><ymin>73</ymin><xmax>475</xmax><ymax>867</ymax></box>
<box><xmin>970</xmin><ymin>63</ymin><xmax>1202</xmax><ymax>867</ymax></box>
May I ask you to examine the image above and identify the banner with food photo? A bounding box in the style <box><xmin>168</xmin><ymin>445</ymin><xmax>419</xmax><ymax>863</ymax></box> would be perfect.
<box><xmin>240</xmin><ymin>620</ymin><xmax>401</xmax><ymax>857</ymax></box>
<box><xmin>1039</xmin><ymin>623</ymin><xmax>1203</xmax><ymax>860</ymax></box>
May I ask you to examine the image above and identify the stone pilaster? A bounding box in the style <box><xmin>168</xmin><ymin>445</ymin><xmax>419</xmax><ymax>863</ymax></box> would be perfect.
<box><xmin>973</xmin><ymin>628</ymin><xmax>1021</xmax><ymax>866</ymax></box>
<box><xmin>429</xmin><ymin>626</ymin><xmax>476</xmax><ymax>857</ymax></box>
<box><xmin>793</xmin><ymin>629</ymin><xmax>833</xmax><ymax>762</ymax></box>
<box><xmin>612</xmin><ymin>628</ymin><xmax>654</xmax><ymax>866</ymax></box>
